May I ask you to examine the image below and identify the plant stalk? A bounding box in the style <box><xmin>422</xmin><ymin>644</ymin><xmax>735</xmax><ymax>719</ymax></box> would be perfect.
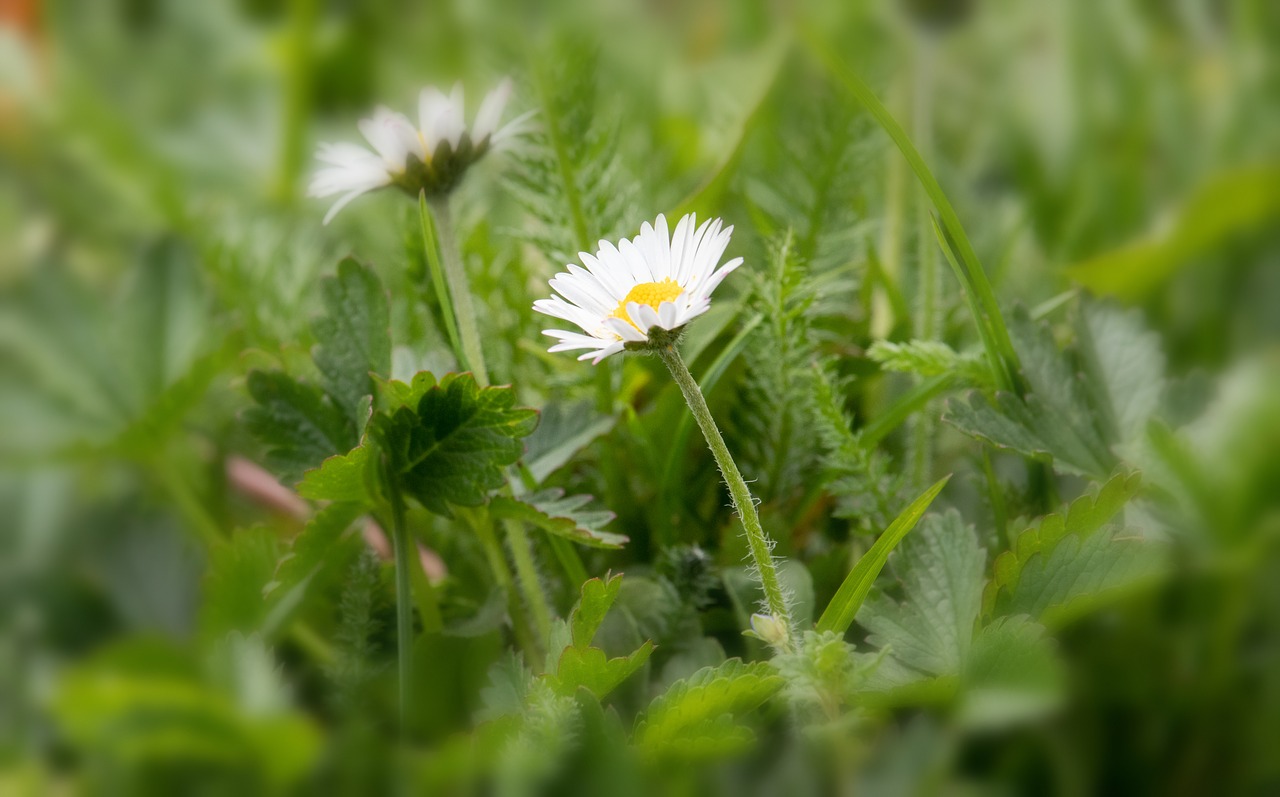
<box><xmin>380</xmin><ymin>464</ymin><xmax>415</xmax><ymax>739</ymax></box>
<box><xmin>426</xmin><ymin>195</ymin><xmax>488</xmax><ymax>384</ymax></box>
<box><xmin>424</xmin><ymin>196</ymin><xmax>556</xmax><ymax>651</ymax></box>
<box><xmin>657</xmin><ymin>343</ymin><xmax>792</xmax><ymax>644</ymax></box>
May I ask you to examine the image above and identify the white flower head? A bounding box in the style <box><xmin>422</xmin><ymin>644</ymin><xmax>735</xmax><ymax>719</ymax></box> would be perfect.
<box><xmin>309</xmin><ymin>78</ymin><xmax>531</xmax><ymax>223</ymax></box>
<box><xmin>534</xmin><ymin>213</ymin><xmax>743</xmax><ymax>364</ymax></box>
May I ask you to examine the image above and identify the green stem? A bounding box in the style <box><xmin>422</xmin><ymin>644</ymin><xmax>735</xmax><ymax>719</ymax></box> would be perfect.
<box><xmin>380</xmin><ymin>466</ymin><xmax>415</xmax><ymax>739</ymax></box>
<box><xmin>504</xmin><ymin>519</ymin><xmax>553</xmax><ymax>643</ymax></box>
<box><xmin>427</xmin><ymin>196</ymin><xmax>488</xmax><ymax>385</ymax></box>
<box><xmin>657</xmin><ymin>344</ymin><xmax>792</xmax><ymax>642</ymax></box>
<box><xmin>418</xmin><ymin>193</ymin><xmax>464</xmax><ymax>367</ymax></box>
<box><xmin>277</xmin><ymin>0</ymin><xmax>316</xmax><ymax>202</ymax></box>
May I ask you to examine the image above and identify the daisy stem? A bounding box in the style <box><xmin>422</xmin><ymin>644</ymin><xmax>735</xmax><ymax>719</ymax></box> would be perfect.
<box><xmin>657</xmin><ymin>344</ymin><xmax>792</xmax><ymax>644</ymax></box>
<box><xmin>426</xmin><ymin>195</ymin><xmax>488</xmax><ymax>385</ymax></box>
<box><xmin>424</xmin><ymin>195</ymin><xmax>557</xmax><ymax>650</ymax></box>
<box><xmin>379</xmin><ymin>469</ymin><xmax>415</xmax><ymax>740</ymax></box>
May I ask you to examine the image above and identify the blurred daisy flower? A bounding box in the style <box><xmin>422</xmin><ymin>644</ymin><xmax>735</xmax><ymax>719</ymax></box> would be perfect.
<box><xmin>534</xmin><ymin>213</ymin><xmax>743</xmax><ymax>363</ymax></box>
<box><xmin>309</xmin><ymin>79</ymin><xmax>529</xmax><ymax>223</ymax></box>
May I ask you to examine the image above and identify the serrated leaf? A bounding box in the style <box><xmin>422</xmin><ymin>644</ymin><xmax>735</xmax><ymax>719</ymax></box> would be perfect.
<box><xmin>489</xmin><ymin>489</ymin><xmax>626</xmax><ymax>549</ymax></box>
<box><xmin>943</xmin><ymin>308</ymin><xmax>1117</xmax><ymax>479</ymax></box>
<box><xmin>312</xmin><ymin>258</ymin><xmax>391</xmax><ymax>421</ymax></box>
<box><xmin>243</xmin><ymin>370</ymin><xmax>356</xmax><ymax>481</ymax></box>
<box><xmin>569</xmin><ymin>573</ymin><xmax>624</xmax><ymax>649</ymax></box>
<box><xmin>296</xmin><ymin>444</ymin><xmax>374</xmax><ymax>503</ymax></box>
<box><xmin>374</xmin><ymin>370</ymin><xmax>439</xmax><ymax>411</ymax></box>
<box><xmin>983</xmin><ymin>471</ymin><xmax>1143</xmax><ymax>616</ymax></box>
<box><xmin>372</xmin><ymin>373</ymin><xmax>537</xmax><ymax>516</ymax></box>
<box><xmin>859</xmin><ymin>511</ymin><xmax>986</xmax><ymax>681</ymax></box>
<box><xmin>548</xmin><ymin>642</ymin><xmax>654</xmax><ymax>699</ymax></box>
<box><xmin>816</xmin><ymin>476</ymin><xmax>950</xmax><ymax>634</ymax></box>
<box><xmin>635</xmin><ymin>659</ymin><xmax>783</xmax><ymax>761</ymax></box>
<box><xmin>1002</xmin><ymin>526</ymin><xmax>1166</xmax><ymax>627</ymax></box>
<box><xmin>959</xmin><ymin>616</ymin><xmax>1064</xmax><ymax>730</ymax></box>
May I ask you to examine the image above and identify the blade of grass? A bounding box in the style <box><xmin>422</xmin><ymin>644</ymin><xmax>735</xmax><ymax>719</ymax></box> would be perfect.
<box><xmin>815</xmin><ymin>475</ymin><xmax>950</xmax><ymax>634</ymax></box>
<box><xmin>804</xmin><ymin>29</ymin><xmax>1023</xmax><ymax>394</ymax></box>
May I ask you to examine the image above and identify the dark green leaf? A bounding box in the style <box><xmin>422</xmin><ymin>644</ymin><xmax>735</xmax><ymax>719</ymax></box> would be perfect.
<box><xmin>372</xmin><ymin>373</ymin><xmax>538</xmax><ymax>516</ymax></box>
<box><xmin>244</xmin><ymin>370</ymin><xmax>356</xmax><ymax>481</ymax></box>
<box><xmin>312</xmin><ymin>257</ymin><xmax>391</xmax><ymax>421</ymax></box>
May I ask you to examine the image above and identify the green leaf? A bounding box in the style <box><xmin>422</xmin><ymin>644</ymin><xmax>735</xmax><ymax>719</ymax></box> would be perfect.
<box><xmin>489</xmin><ymin>489</ymin><xmax>626</xmax><ymax>550</ymax></box>
<box><xmin>816</xmin><ymin>476</ymin><xmax>951</xmax><ymax>634</ymax></box>
<box><xmin>374</xmin><ymin>370</ymin><xmax>439</xmax><ymax>412</ymax></box>
<box><xmin>296</xmin><ymin>444</ymin><xmax>374</xmax><ymax>503</ymax></box>
<box><xmin>867</xmin><ymin>340</ymin><xmax>992</xmax><ymax>387</ymax></box>
<box><xmin>959</xmin><ymin>616</ymin><xmax>1064</xmax><ymax>731</ymax></box>
<box><xmin>634</xmin><ymin>659</ymin><xmax>783</xmax><ymax>762</ymax></box>
<box><xmin>984</xmin><ymin>471</ymin><xmax>1143</xmax><ymax>617</ymax></box>
<box><xmin>52</xmin><ymin>638</ymin><xmax>321</xmax><ymax>793</ymax></box>
<box><xmin>569</xmin><ymin>573</ymin><xmax>624</xmax><ymax>649</ymax></box>
<box><xmin>200</xmin><ymin>527</ymin><xmax>280</xmax><ymax>639</ymax></box>
<box><xmin>1003</xmin><ymin>526</ymin><xmax>1166</xmax><ymax>627</ymax></box>
<box><xmin>312</xmin><ymin>257</ymin><xmax>391</xmax><ymax>421</ymax></box>
<box><xmin>261</xmin><ymin>502</ymin><xmax>365</xmax><ymax>632</ymax></box>
<box><xmin>547</xmin><ymin>642</ymin><xmax>654</xmax><ymax>699</ymax></box>
<box><xmin>523</xmin><ymin>399</ymin><xmax>615</xmax><ymax>483</ymax></box>
<box><xmin>859</xmin><ymin>510</ymin><xmax>986</xmax><ymax>681</ymax></box>
<box><xmin>373</xmin><ymin>373</ymin><xmax>538</xmax><ymax>516</ymax></box>
<box><xmin>943</xmin><ymin>308</ymin><xmax>1121</xmax><ymax>479</ymax></box>
<box><xmin>243</xmin><ymin>370</ymin><xmax>355</xmax><ymax>481</ymax></box>
<box><xmin>1079</xmin><ymin>303</ymin><xmax>1166</xmax><ymax>446</ymax></box>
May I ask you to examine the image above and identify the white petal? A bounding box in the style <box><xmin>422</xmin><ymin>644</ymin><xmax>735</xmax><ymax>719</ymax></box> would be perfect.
<box><xmin>604</xmin><ymin>317</ymin><xmax>647</xmax><ymax>342</ymax></box>
<box><xmin>490</xmin><ymin>108</ymin><xmax>537</xmax><ymax>146</ymax></box>
<box><xmin>472</xmin><ymin>78</ymin><xmax>512</xmax><ymax>143</ymax></box>
<box><xmin>627</xmin><ymin>302</ymin><xmax>661</xmax><ymax>333</ymax></box>
<box><xmin>617</xmin><ymin>237</ymin><xmax>654</xmax><ymax>285</ymax></box>
<box><xmin>581</xmin><ymin>341</ymin><xmax>626</xmax><ymax>363</ymax></box>
<box><xmin>669</xmin><ymin>213</ymin><xmax>694</xmax><ymax>283</ymax></box>
<box><xmin>658</xmin><ymin>301</ymin><xmax>678</xmax><ymax>330</ymax></box>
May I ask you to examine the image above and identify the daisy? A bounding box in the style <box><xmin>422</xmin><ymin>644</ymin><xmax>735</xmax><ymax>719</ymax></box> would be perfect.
<box><xmin>309</xmin><ymin>79</ymin><xmax>529</xmax><ymax>223</ymax></box>
<box><xmin>533</xmin><ymin>213</ymin><xmax>744</xmax><ymax>363</ymax></box>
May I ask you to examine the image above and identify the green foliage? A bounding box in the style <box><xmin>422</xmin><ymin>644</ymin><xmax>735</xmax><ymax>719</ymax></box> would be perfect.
<box><xmin>808</xmin><ymin>365</ymin><xmax>905</xmax><ymax>531</ymax></box>
<box><xmin>634</xmin><ymin>659</ymin><xmax>783</xmax><ymax>763</ymax></box>
<box><xmin>544</xmin><ymin>574</ymin><xmax>654</xmax><ymax>699</ymax></box>
<box><xmin>816</xmin><ymin>476</ymin><xmax>950</xmax><ymax>634</ymax></box>
<box><xmin>370</xmin><ymin>373</ymin><xmax>538</xmax><ymax>516</ymax></box>
<box><xmin>984</xmin><ymin>471</ymin><xmax>1143</xmax><ymax>617</ymax></box>
<box><xmin>52</xmin><ymin>638</ymin><xmax>321</xmax><ymax>796</ymax></box>
<box><xmin>243</xmin><ymin>370</ymin><xmax>356</xmax><ymax>482</ymax></box>
<box><xmin>859</xmin><ymin>511</ymin><xmax>986</xmax><ymax>684</ymax></box>
<box><xmin>311</xmin><ymin>258</ymin><xmax>391</xmax><ymax>422</ymax></box>
<box><xmin>733</xmin><ymin>231</ymin><xmax>822</xmax><ymax>503</ymax></box>
<box><xmin>959</xmin><ymin>616</ymin><xmax>1064</xmax><ymax>730</ymax></box>
<box><xmin>509</xmin><ymin>44</ymin><xmax>634</xmax><ymax>263</ymax></box>
<box><xmin>490</xmin><ymin>489</ymin><xmax>627</xmax><ymax>549</ymax></box>
<box><xmin>868</xmin><ymin>340</ymin><xmax>993</xmax><ymax>388</ymax></box>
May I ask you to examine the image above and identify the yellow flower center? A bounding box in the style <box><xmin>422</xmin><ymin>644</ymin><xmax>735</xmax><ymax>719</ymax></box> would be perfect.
<box><xmin>610</xmin><ymin>278</ymin><xmax>682</xmax><ymax>329</ymax></box>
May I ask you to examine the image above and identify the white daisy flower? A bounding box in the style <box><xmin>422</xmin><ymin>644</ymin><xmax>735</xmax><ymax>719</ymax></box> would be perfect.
<box><xmin>534</xmin><ymin>213</ymin><xmax>744</xmax><ymax>364</ymax></box>
<box><xmin>309</xmin><ymin>79</ymin><xmax>530</xmax><ymax>224</ymax></box>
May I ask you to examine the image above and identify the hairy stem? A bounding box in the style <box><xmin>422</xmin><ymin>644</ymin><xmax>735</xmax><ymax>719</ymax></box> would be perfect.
<box><xmin>427</xmin><ymin>195</ymin><xmax>488</xmax><ymax>384</ymax></box>
<box><xmin>658</xmin><ymin>344</ymin><xmax>792</xmax><ymax>644</ymax></box>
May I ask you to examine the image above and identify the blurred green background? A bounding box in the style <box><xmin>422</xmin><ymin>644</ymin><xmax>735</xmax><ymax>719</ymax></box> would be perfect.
<box><xmin>2</xmin><ymin>0</ymin><xmax>1279</xmax><ymax>795</ymax></box>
